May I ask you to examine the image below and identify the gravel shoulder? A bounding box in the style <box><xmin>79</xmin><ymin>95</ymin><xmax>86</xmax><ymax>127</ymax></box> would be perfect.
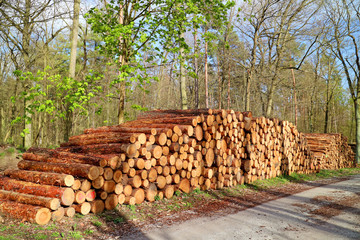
<box><xmin>141</xmin><ymin>175</ymin><xmax>360</xmax><ymax>240</ymax></box>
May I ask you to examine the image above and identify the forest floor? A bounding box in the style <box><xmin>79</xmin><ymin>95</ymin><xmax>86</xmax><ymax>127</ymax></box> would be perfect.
<box><xmin>0</xmin><ymin>148</ymin><xmax>358</xmax><ymax>239</ymax></box>
<box><xmin>0</xmin><ymin>145</ymin><xmax>22</xmax><ymax>172</ymax></box>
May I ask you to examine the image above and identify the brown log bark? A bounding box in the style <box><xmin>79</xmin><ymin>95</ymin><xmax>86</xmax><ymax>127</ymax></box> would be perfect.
<box><xmin>4</xmin><ymin>169</ymin><xmax>74</xmax><ymax>187</ymax></box>
<box><xmin>0</xmin><ymin>199</ymin><xmax>51</xmax><ymax>225</ymax></box>
<box><xmin>25</xmin><ymin>148</ymin><xmax>108</xmax><ymax>167</ymax></box>
<box><xmin>123</xmin><ymin>116</ymin><xmax>200</xmax><ymax>127</ymax></box>
<box><xmin>17</xmin><ymin>160</ymin><xmax>100</xmax><ymax>180</ymax></box>
<box><xmin>0</xmin><ymin>176</ymin><xmax>74</xmax><ymax>206</ymax></box>
<box><xmin>0</xmin><ymin>189</ymin><xmax>60</xmax><ymax>210</ymax></box>
<box><xmin>58</xmin><ymin>143</ymin><xmax>138</xmax><ymax>158</ymax></box>
<box><xmin>63</xmin><ymin>132</ymin><xmax>147</xmax><ymax>146</ymax></box>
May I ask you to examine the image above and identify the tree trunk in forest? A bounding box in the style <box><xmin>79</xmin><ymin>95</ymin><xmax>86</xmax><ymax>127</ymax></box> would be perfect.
<box><xmin>204</xmin><ymin>26</ymin><xmax>209</xmax><ymax>108</ymax></box>
<box><xmin>291</xmin><ymin>69</ymin><xmax>297</xmax><ymax>126</ymax></box>
<box><xmin>194</xmin><ymin>30</ymin><xmax>199</xmax><ymax>109</ymax></box>
<box><xmin>355</xmin><ymin>99</ymin><xmax>360</xmax><ymax>164</ymax></box>
<box><xmin>218</xmin><ymin>65</ymin><xmax>222</xmax><ymax>109</ymax></box>
<box><xmin>227</xmin><ymin>64</ymin><xmax>231</xmax><ymax>109</ymax></box>
<box><xmin>118</xmin><ymin>4</ymin><xmax>126</xmax><ymax>124</ymax></box>
<box><xmin>180</xmin><ymin>31</ymin><xmax>188</xmax><ymax>110</ymax></box>
<box><xmin>69</xmin><ymin>0</ymin><xmax>80</xmax><ymax>79</ymax></box>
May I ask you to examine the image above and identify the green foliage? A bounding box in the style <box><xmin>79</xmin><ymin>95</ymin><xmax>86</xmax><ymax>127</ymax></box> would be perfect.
<box><xmin>154</xmin><ymin>194</ymin><xmax>161</xmax><ymax>201</ymax></box>
<box><xmin>92</xmin><ymin>221</ymin><xmax>102</xmax><ymax>227</ymax></box>
<box><xmin>11</xmin><ymin>68</ymin><xmax>103</xmax><ymax>138</ymax></box>
<box><xmin>68</xmin><ymin>231</ymin><xmax>83</xmax><ymax>239</ymax></box>
<box><xmin>85</xmin><ymin>0</ymin><xmax>234</xmax><ymax>114</ymax></box>
<box><xmin>127</xmin><ymin>204</ymin><xmax>136</xmax><ymax>212</ymax></box>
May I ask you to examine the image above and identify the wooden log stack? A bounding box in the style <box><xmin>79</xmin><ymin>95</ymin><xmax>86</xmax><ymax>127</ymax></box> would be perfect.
<box><xmin>303</xmin><ymin>133</ymin><xmax>355</xmax><ymax>169</ymax></box>
<box><xmin>0</xmin><ymin>109</ymin><xmax>354</xmax><ymax>224</ymax></box>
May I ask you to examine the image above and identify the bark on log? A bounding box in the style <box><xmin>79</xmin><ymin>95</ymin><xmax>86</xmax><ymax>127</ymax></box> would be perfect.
<box><xmin>4</xmin><ymin>169</ymin><xmax>74</xmax><ymax>187</ymax></box>
<box><xmin>0</xmin><ymin>199</ymin><xmax>51</xmax><ymax>225</ymax></box>
<box><xmin>0</xmin><ymin>176</ymin><xmax>74</xmax><ymax>206</ymax></box>
<box><xmin>17</xmin><ymin>160</ymin><xmax>100</xmax><ymax>180</ymax></box>
<box><xmin>0</xmin><ymin>189</ymin><xmax>60</xmax><ymax>210</ymax></box>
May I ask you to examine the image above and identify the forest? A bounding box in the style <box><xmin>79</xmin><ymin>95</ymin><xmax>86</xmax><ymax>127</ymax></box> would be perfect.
<box><xmin>0</xmin><ymin>0</ymin><xmax>359</xmax><ymax>163</ymax></box>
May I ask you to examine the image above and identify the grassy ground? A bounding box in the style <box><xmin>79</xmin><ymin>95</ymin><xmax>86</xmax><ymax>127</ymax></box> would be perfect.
<box><xmin>0</xmin><ymin>167</ymin><xmax>359</xmax><ymax>239</ymax></box>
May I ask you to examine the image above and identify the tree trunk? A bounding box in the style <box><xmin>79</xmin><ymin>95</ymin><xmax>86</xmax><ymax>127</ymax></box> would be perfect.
<box><xmin>355</xmin><ymin>98</ymin><xmax>360</xmax><ymax>164</ymax></box>
<box><xmin>291</xmin><ymin>69</ymin><xmax>297</xmax><ymax>126</ymax></box>
<box><xmin>23</xmin><ymin>0</ymin><xmax>32</xmax><ymax>149</ymax></box>
<box><xmin>194</xmin><ymin>30</ymin><xmax>199</xmax><ymax>109</ymax></box>
<box><xmin>118</xmin><ymin>4</ymin><xmax>126</xmax><ymax>124</ymax></box>
<box><xmin>204</xmin><ymin>26</ymin><xmax>209</xmax><ymax>108</ymax></box>
<box><xmin>69</xmin><ymin>0</ymin><xmax>81</xmax><ymax>79</ymax></box>
<box><xmin>180</xmin><ymin>32</ymin><xmax>188</xmax><ymax>110</ymax></box>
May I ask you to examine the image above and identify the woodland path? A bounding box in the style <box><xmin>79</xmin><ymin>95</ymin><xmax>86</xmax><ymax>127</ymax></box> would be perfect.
<box><xmin>135</xmin><ymin>175</ymin><xmax>360</xmax><ymax>240</ymax></box>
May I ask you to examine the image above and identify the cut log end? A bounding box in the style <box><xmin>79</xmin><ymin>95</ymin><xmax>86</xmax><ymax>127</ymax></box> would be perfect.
<box><xmin>36</xmin><ymin>208</ymin><xmax>52</xmax><ymax>225</ymax></box>
<box><xmin>61</xmin><ymin>188</ymin><xmax>75</xmax><ymax>206</ymax></box>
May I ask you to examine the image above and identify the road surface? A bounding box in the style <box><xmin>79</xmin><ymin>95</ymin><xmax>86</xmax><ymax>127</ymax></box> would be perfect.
<box><xmin>137</xmin><ymin>175</ymin><xmax>360</xmax><ymax>240</ymax></box>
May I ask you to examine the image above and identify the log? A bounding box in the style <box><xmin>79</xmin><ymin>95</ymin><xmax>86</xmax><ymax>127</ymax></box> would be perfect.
<box><xmin>0</xmin><ymin>176</ymin><xmax>74</xmax><ymax>206</ymax></box>
<box><xmin>161</xmin><ymin>185</ymin><xmax>174</xmax><ymax>199</ymax></box>
<box><xmin>91</xmin><ymin>200</ymin><xmax>105</xmax><ymax>214</ymax></box>
<box><xmin>74</xmin><ymin>191</ymin><xmax>86</xmax><ymax>204</ymax></box>
<box><xmin>4</xmin><ymin>169</ymin><xmax>74</xmax><ymax>187</ymax></box>
<box><xmin>92</xmin><ymin>176</ymin><xmax>105</xmax><ymax>189</ymax></box>
<box><xmin>72</xmin><ymin>179</ymin><xmax>81</xmax><ymax>190</ymax></box>
<box><xmin>124</xmin><ymin>196</ymin><xmax>136</xmax><ymax>205</ymax></box>
<box><xmin>145</xmin><ymin>183</ymin><xmax>157</xmax><ymax>202</ymax></box>
<box><xmin>17</xmin><ymin>160</ymin><xmax>100</xmax><ymax>180</ymax></box>
<box><xmin>103</xmin><ymin>180</ymin><xmax>116</xmax><ymax>193</ymax></box>
<box><xmin>64</xmin><ymin>132</ymin><xmax>147</xmax><ymax>146</ymax></box>
<box><xmin>80</xmin><ymin>180</ymin><xmax>92</xmax><ymax>192</ymax></box>
<box><xmin>178</xmin><ymin>179</ymin><xmax>190</xmax><ymax>193</ymax></box>
<box><xmin>156</xmin><ymin>176</ymin><xmax>167</xmax><ymax>189</ymax></box>
<box><xmin>0</xmin><ymin>189</ymin><xmax>60</xmax><ymax>210</ymax></box>
<box><xmin>123</xmin><ymin>116</ymin><xmax>200</xmax><ymax>127</ymax></box>
<box><xmin>85</xmin><ymin>190</ymin><xmax>96</xmax><ymax>202</ymax></box>
<box><xmin>105</xmin><ymin>194</ymin><xmax>119</xmax><ymax>210</ymax></box>
<box><xmin>64</xmin><ymin>207</ymin><xmax>76</xmax><ymax>217</ymax></box>
<box><xmin>59</xmin><ymin>143</ymin><xmax>138</xmax><ymax>158</ymax></box>
<box><xmin>0</xmin><ymin>199</ymin><xmax>51</xmax><ymax>225</ymax></box>
<box><xmin>131</xmin><ymin>188</ymin><xmax>145</xmax><ymax>204</ymax></box>
<box><xmin>84</xmin><ymin>126</ymin><xmax>159</xmax><ymax>135</ymax></box>
<box><xmin>24</xmin><ymin>148</ymin><xmax>108</xmax><ymax>167</ymax></box>
<box><xmin>73</xmin><ymin>202</ymin><xmax>91</xmax><ymax>215</ymax></box>
<box><xmin>51</xmin><ymin>207</ymin><xmax>65</xmax><ymax>221</ymax></box>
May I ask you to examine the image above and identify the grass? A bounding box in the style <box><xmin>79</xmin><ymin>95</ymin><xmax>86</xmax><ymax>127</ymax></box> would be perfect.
<box><xmin>249</xmin><ymin>168</ymin><xmax>360</xmax><ymax>190</ymax></box>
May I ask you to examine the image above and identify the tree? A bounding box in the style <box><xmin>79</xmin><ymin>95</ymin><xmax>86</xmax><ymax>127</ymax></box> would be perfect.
<box><xmin>86</xmin><ymin>0</ymin><xmax>233</xmax><ymax>121</ymax></box>
<box><xmin>325</xmin><ymin>0</ymin><xmax>360</xmax><ymax>163</ymax></box>
<box><xmin>0</xmin><ymin>0</ymin><xmax>66</xmax><ymax>148</ymax></box>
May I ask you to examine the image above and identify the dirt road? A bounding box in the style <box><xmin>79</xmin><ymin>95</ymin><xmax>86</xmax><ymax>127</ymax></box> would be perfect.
<box><xmin>139</xmin><ymin>175</ymin><xmax>360</xmax><ymax>240</ymax></box>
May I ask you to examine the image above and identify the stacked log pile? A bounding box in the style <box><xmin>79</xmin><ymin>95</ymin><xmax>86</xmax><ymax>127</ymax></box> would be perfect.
<box><xmin>0</xmin><ymin>108</ymin><xmax>353</xmax><ymax>225</ymax></box>
<box><xmin>303</xmin><ymin>133</ymin><xmax>355</xmax><ymax>169</ymax></box>
<box><xmin>281</xmin><ymin>122</ymin><xmax>319</xmax><ymax>175</ymax></box>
